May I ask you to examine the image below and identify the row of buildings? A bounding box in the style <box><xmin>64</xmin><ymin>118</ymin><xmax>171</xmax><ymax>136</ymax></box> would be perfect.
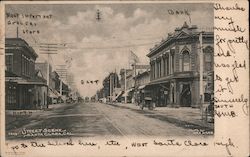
<box><xmin>97</xmin><ymin>22</ymin><xmax>214</xmax><ymax>108</ymax></box>
<box><xmin>5</xmin><ymin>38</ymin><xmax>75</xmax><ymax>110</ymax></box>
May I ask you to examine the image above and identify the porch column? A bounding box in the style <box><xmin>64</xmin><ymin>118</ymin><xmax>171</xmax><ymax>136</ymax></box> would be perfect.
<box><xmin>192</xmin><ymin>78</ymin><xmax>200</xmax><ymax>108</ymax></box>
<box><xmin>155</xmin><ymin>60</ymin><xmax>158</xmax><ymax>78</ymax></box>
<box><xmin>175</xmin><ymin>82</ymin><xmax>180</xmax><ymax>107</ymax></box>
<box><xmin>161</xmin><ymin>55</ymin><xmax>164</xmax><ymax>77</ymax></box>
<box><xmin>164</xmin><ymin>55</ymin><xmax>167</xmax><ymax>76</ymax></box>
<box><xmin>169</xmin><ymin>82</ymin><xmax>173</xmax><ymax>105</ymax></box>
<box><xmin>169</xmin><ymin>53</ymin><xmax>172</xmax><ymax>74</ymax></box>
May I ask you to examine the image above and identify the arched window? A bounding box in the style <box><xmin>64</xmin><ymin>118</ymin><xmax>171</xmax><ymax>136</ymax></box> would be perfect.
<box><xmin>204</xmin><ymin>46</ymin><xmax>213</xmax><ymax>71</ymax></box>
<box><xmin>182</xmin><ymin>50</ymin><xmax>190</xmax><ymax>71</ymax></box>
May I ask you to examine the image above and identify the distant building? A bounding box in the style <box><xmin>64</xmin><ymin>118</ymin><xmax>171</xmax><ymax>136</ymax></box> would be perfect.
<box><xmin>119</xmin><ymin>64</ymin><xmax>150</xmax><ymax>103</ymax></box>
<box><xmin>132</xmin><ymin>64</ymin><xmax>150</xmax><ymax>76</ymax></box>
<box><xmin>134</xmin><ymin>70</ymin><xmax>151</xmax><ymax>104</ymax></box>
<box><xmin>35</xmin><ymin>62</ymin><xmax>60</xmax><ymax>104</ymax></box>
<box><xmin>119</xmin><ymin>69</ymin><xmax>133</xmax><ymax>103</ymax></box>
<box><xmin>147</xmin><ymin>22</ymin><xmax>214</xmax><ymax>107</ymax></box>
<box><xmin>119</xmin><ymin>69</ymin><xmax>133</xmax><ymax>92</ymax></box>
<box><xmin>5</xmin><ymin>38</ymin><xmax>48</xmax><ymax>110</ymax></box>
<box><xmin>102</xmin><ymin>72</ymin><xmax>120</xmax><ymax>102</ymax></box>
<box><xmin>62</xmin><ymin>81</ymin><xmax>70</xmax><ymax>96</ymax></box>
<box><xmin>50</xmin><ymin>71</ymin><xmax>61</xmax><ymax>93</ymax></box>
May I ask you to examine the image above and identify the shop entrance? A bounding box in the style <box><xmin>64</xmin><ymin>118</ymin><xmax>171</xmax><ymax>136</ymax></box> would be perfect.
<box><xmin>180</xmin><ymin>84</ymin><xmax>191</xmax><ymax>107</ymax></box>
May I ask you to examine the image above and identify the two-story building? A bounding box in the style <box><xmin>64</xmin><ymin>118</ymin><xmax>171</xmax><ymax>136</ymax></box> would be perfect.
<box><xmin>5</xmin><ymin>38</ymin><xmax>48</xmax><ymax>110</ymax></box>
<box><xmin>101</xmin><ymin>72</ymin><xmax>120</xmax><ymax>102</ymax></box>
<box><xmin>35</xmin><ymin>62</ymin><xmax>61</xmax><ymax>104</ymax></box>
<box><xmin>134</xmin><ymin>69</ymin><xmax>150</xmax><ymax>104</ymax></box>
<box><xmin>119</xmin><ymin>69</ymin><xmax>132</xmax><ymax>103</ymax></box>
<box><xmin>147</xmin><ymin>22</ymin><xmax>214</xmax><ymax>108</ymax></box>
<box><xmin>124</xmin><ymin>69</ymin><xmax>135</xmax><ymax>103</ymax></box>
<box><xmin>120</xmin><ymin>64</ymin><xmax>150</xmax><ymax>104</ymax></box>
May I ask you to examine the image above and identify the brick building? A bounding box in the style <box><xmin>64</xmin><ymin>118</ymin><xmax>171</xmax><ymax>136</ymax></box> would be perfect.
<box><xmin>5</xmin><ymin>38</ymin><xmax>48</xmax><ymax>110</ymax></box>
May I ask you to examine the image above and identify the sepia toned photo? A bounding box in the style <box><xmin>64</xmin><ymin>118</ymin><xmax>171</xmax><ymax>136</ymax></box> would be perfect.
<box><xmin>4</xmin><ymin>3</ymin><xmax>214</xmax><ymax>140</ymax></box>
<box><xmin>0</xmin><ymin>1</ymin><xmax>249</xmax><ymax>157</ymax></box>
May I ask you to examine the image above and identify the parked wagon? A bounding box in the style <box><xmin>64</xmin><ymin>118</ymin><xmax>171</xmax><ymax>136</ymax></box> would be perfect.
<box><xmin>140</xmin><ymin>97</ymin><xmax>155</xmax><ymax>110</ymax></box>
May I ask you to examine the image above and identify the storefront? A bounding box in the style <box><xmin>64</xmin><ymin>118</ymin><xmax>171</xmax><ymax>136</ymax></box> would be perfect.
<box><xmin>48</xmin><ymin>88</ymin><xmax>58</xmax><ymax>105</ymax></box>
<box><xmin>121</xmin><ymin>88</ymin><xmax>134</xmax><ymax>103</ymax></box>
<box><xmin>5</xmin><ymin>77</ymin><xmax>48</xmax><ymax>110</ymax></box>
<box><xmin>148</xmin><ymin>82</ymin><xmax>170</xmax><ymax>107</ymax></box>
<box><xmin>5</xmin><ymin>82</ymin><xmax>18</xmax><ymax>110</ymax></box>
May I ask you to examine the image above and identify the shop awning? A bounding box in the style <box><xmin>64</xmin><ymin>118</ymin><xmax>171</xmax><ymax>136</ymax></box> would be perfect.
<box><xmin>6</xmin><ymin>77</ymin><xmax>47</xmax><ymax>86</ymax></box>
<box><xmin>123</xmin><ymin>88</ymin><xmax>134</xmax><ymax>96</ymax></box>
<box><xmin>49</xmin><ymin>88</ymin><xmax>58</xmax><ymax>98</ymax></box>
<box><xmin>148</xmin><ymin>79</ymin><xmax>169</xmax><ymax>86</ymax></box>
<box><xmin>138</xmin><ymin>85</ymin><xmax>146</xmax><ymax>89</ymax></box>
<box><xmin>53</xmin><ymin>89</ymin><xmax>61</xmax><ymax>97</ymax></box>
<box><xmin>114</xmin><ymin>91</ymin><xmax>123</xmax><ymax>100</ymax></box>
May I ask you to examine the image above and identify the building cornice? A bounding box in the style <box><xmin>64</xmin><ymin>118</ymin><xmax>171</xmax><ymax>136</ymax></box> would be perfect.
<box><xmin>147</xmin><ymin>31</ymin><xmax>214</xmax><ymax>58</ymax></box>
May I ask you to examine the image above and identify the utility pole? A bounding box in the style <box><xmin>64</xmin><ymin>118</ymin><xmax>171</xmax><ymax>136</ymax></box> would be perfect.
<box><xmin>16</xmin><ymin>27</ymin><xmax>19</xmax><ymax>38</ymax></box>
<box><xmin>109</xmin><ymin>73</ymin><xmax>112</xmax><ymax>102</ymax></box>
<box><xmin>124</xmin><ymin>69</ymin><xmax>127</xmax><ymax>103</ymax></box>
<box><xmin>199</xmin><ymin>32</ymin><xmax>204</xmax><ymax>119</ymax></box>
<box><xmin>39</xmin><ymin>43</ymin><xmax>58</xmax><ymax>107</ymax></box>
<box><xmin>39</xmin><ymin>43</ymin><xmax>58</xmax><ymax>86</ymax></box>
<box><xmin>133</xmin><ymin>63</ymin><xmax>137</xmax><ymax>104</ymax></box>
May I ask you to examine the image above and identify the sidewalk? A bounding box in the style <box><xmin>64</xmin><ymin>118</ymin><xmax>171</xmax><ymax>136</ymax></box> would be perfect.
<box><xmin>109</xmin><ymin>102</ymin><xmax>214</xmax><ymax>132</ymax></box>
<box><xmin>5</xmin><ymin>103</ymin><xmax>67</xmax><ymax>130</ymax></box>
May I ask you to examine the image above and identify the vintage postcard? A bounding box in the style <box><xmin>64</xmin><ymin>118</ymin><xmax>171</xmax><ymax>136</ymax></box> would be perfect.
<box><xmin>0</xmin><ymin>1</ymin><xmax>249</xmax><ymax>157</ymax></box>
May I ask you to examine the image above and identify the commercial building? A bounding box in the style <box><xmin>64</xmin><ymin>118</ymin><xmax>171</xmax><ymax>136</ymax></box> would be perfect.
<box><xmin>119</xmin><ymin>64</ymin><xmax>150</xmax><ymax>103</ymax></box>
<box><xmin>134</xmin><ymin>69</ymin><xmax>151</xmax><ymax>104</ymax></box>
<box><xmin>119</xmin><ymin>69</ymin><xmax>134</xmax><ymax>103</ymax></box>
<box><xmin>147</xmin><ymin>22</ymin><xmax>214</xmax><ymax>108</ymax></box>
<box><xmin>35</xmin><ymin>62</ymin><xmax>60</xmax><ymax>104</ymax></box>
<box><xmin>5</xmin><ymin>38</ymin><xmax>48</xmax><ymax>110</ymax></box>
<box><xmin>101</xmin><ymin>72</ymin><xmax>120</xmax><ymax>102</ymax></box>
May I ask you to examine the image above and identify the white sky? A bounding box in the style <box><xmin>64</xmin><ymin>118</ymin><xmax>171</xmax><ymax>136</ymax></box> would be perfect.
<box><xmin>5</xmin><ymin>3</ymin><xmax>213</xmax><ymax>97</ymax></box>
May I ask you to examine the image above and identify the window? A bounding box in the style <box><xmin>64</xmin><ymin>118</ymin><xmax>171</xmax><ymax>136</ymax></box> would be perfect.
<box><xmin>5</xmin><ymin>54</ymin><xmax>13</xmax><ymax>72</ymax></box>
<box><xmin>152</xmin><ymin>62</ymin><xmax>155</xmax><ymax>79</ymax></box>
<box><xmin>204</xmin><ymin>47</ymin><xmax>213</xmax><ymax>71</ymax></box>
<box><xmin>21</xmin><ymin>55</ymin><xmax>25</xmax><ymax>74</ymax></box>
<box><xmin>24</xmin><ymin>57</ymin><xmax>26</xmax><ymax>75</ymax></box>
<box><xmin>6</xmin><ymin>84</ymin><xmax>17</xmax><ymax>108</ymax></box>
<box><xmin>182</xmin><ymin>51</ymin><xmax>190</xmax><ymax>71</ymax></box>
<box><xmin>150</xmin><ymin>63</ymin><xmax>153</xmax><ymax>80</ymax></box>
<box><xmin>159</xmin><ymin>59</ymin><xmax>161</xmax><ymax>77</ymax></box>
<box><xmin>166</xmin><ymin>56</ymin><xmax>169</xmax><ymax>75</ymax></box>
<box><xmin>171</xmin><ymin>54</ymin><xmax>175</xmax><ymax>73</ymax></box>
<box><xmin>153</xmin><ymin>62</ymin><xmax>155</xmax><ymax>79</ymax></box>
<box><xmin>21</xmin><ymin>54</ymin><xmax>32</xmax><ymax>76</ymax></box>
<box><xmin>163</xmin><ymin>57</ymin><xmax>166</xmax><ymax>76</ymax></box>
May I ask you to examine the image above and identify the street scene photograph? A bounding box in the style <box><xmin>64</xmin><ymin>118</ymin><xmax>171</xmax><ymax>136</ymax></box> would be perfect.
<box><xmin>4</xmin><ymin>3</ymin><xmax>214</xmax><ymax>140</ymax></box>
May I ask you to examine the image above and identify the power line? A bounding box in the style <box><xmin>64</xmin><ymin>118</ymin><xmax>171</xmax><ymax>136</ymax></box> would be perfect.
<box><xmin>59</xmin><ymin>41</ymin><xmax>160</xmax><ymax>50</ymax></box>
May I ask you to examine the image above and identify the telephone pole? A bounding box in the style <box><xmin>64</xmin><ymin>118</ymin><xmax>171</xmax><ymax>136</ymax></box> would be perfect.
<box><xmin>124</xmin><ymin>69</ymin><xmax>127</xmax><ymax>103</ymax></box>
<box><xmin>199</xmin><ymin>32</ymin><xmax>204</xmax><ymax>119</ymax></box>
<box><xmin>39</xmin><ymin>43</ymin><xmax>58</xmax><ymax>86</ymax></box>
<box><xmin>109</xmin><ymin>73</ymin><xmax>112</xmax><ymax>102</ymax></box>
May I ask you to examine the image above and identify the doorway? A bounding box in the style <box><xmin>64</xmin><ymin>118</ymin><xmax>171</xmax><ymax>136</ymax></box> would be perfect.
<box><xmin>180</xmin><ymin>84</ymin><xmax>191</xmax><ymax>107</ymax></box>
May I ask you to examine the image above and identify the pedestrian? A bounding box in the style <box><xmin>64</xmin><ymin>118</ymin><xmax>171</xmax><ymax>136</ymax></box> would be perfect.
<box><xmin>38</xmin><ymin>99</ymin><xmax>42</xmax><ymax>110</ymax></box>
<box><xmin>33</xmin><ymin>100</ymin><xmax>37</xmax><ymax>109</ymax></box>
